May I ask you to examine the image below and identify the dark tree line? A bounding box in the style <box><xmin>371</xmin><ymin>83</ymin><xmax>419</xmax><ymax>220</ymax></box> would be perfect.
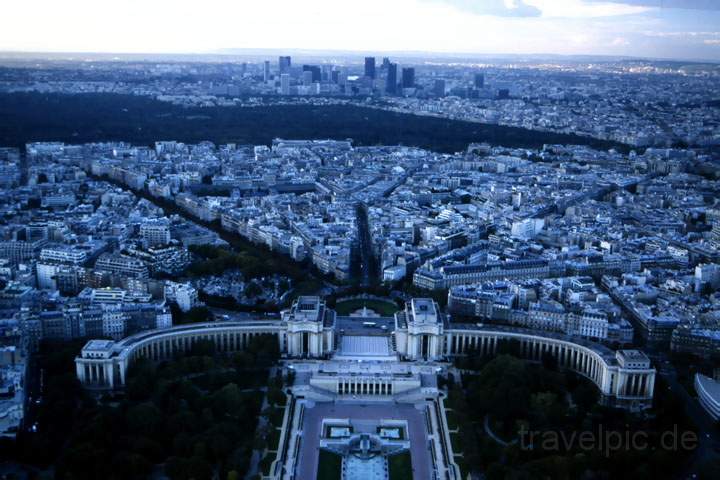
<box><xmin>0</xmin><ymin>92</ymin><xmax>627</xmax><ymax>153</ymax></box>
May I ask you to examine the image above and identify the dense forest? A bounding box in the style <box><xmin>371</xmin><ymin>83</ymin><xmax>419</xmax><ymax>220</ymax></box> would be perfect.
<box><xmin>0</xmin><ymin>92</ymin><xmax>627</xmax><ymax>153</ymax></box>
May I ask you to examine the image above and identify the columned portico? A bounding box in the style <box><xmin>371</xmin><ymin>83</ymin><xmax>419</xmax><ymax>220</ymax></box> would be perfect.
<box><xmin>75</xmin><ymin>321</ymin><xmax>286</xmax><ymax>390</ymax></box>
<box><xmin>442</xmin><ymin>327</ymin><xmax>656</xmax><ymax>409</ymax></box>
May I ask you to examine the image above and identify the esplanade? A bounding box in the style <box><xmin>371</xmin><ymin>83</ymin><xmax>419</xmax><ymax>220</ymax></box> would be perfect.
<box><xmin>76</xmin><ymin>296</ymin><xmax>656</xmax><ymax>409</ymax></box>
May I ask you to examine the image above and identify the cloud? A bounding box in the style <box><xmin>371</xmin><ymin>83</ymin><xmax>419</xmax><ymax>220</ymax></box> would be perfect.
<box><xmin>704</xmin><ymin>39</ymin><xmax>720</xmax><ymax>45</ymax></box>
<box><xmin>423</xmin><ymin>0</ymin><xmax>541</xmax><ymax>17</ymax></box>
<box><xmin>526</xmin><ymin>0</ymin><xmax>652</xmax><ymax>18</ymax></box>
<box><xmin>585</xmin><ymin>0</ymin><xmax>720</xmax><ymax>10</ymax></box>
<box><xmin>643</xmin><ymin>31</ymin><xmax>720</xmax><ymax>38</ymax></box>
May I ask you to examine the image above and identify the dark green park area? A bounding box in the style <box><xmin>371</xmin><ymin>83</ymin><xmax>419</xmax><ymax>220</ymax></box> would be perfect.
<box><xmin>0</xmin><ymin>92</ymin><xmax>626</xmax><ymax>153</ymax></box>
<box><xmin>445</xmin><ymin>343</ymin><xmax>718</xmax><ymax>480</ymax></box>
<box><xmin>316</xmin><ymin>449</ymin><xmax>342</xmax><ymax>480</ymax></box>
<box><xmin>1</xmin><ymin>335</ymin><xmax>283</xmax><ymax>480</ymax></box>
<box><xmin>388</xmin><ymin>451</ymin><xmax>413</xmax><ymax>480</ymax></box>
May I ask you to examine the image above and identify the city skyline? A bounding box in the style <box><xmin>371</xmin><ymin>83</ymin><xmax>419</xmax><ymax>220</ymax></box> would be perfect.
<box><xmin>1</xmin><ymin>0</ymin><xmax>720</xmax><ymax>61</ymax></box>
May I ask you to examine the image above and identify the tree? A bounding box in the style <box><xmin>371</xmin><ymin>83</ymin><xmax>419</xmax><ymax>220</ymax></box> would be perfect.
<box><xmin>132</xmin><ymin>437</ymin><xmax>165</xmax><ymax>463</ymax></box>
<box><xmin>572</xmin><ymin>381</ymin><xmax>598</xmax><ymax>413</ymax></box>
<box><xmin>126</xmin><ymin>361</ymin><xmax>158</xmax><ymax>402</ymax></box>
<box><xmin>180</xmin><ymin>306</ymin><xmax>214</xmax><ymax>325</ymax></box>
<box><xmin>126</xmin><ymin>402</ymin><xmax>162</xmax><ymax>436</ymax></box>
<box><xmin>244</xmin><ymin>281</ymin><xmax>263</xmax><ymax>298</ymax></box>
<box><xmin>110</xmin><ymin>451</ymin><xmax>153</xmax><ymax>479</ymax></box>
<box><xmin>541</xmin><ymin>352</ymin><xmax>559</xmax><ymax>371</ymax></box>
<box><xmin>233</xmin><ymin>351</ymin><xmax>255</xmax><ymax>369</ymax></box>
<box><xmin>58</xmin><ymin>442</ymin><xmax>108</xmax><ymax>479</ymax></box>
<box><xmin>247</xmin><ymin>334</ymin><xmax>280</xmax><ymax>366</ymax></box>
<box><xmin>172</xmin><ymin>432</ymin><xmax>194</xmax><ymax>457</ymax></box>
<box><xmin>165</xmin><ymin>456</ymin><xmax>190</xmax><ymax>480</ymax></box>
<box><xmin>529</xmin><ymin>391</ymin><xmax>563</xmax><ymax>428</ymax></box>
<box><xmin>485</xmin><ymin>462</ymin><xmax>507</xmax><ymax>480</ymax></box>
<box><xmin>284</xmin><ymin>369</ymin><xmax>296</xmax><ymax>387</ymax></box>
<box><xmin>468</xmin><ymin>355</ymin><xmax>531</xmax><ymax>423</ymax></box>
<box><xmin>267</xmin><ymin>387</ymin><xmax>285</xmax><ymax>407</ymax></box>
<box><xmin>698</xmin><ymin>456</ymin><xmax>720</xmax><ymax>480</ymax></box>
<box><xmin>212</xmin><ymin>383</ymin><xmax>243</xmax><ymax>417</ymax></box>
<box><xmin>210</xmin><ymin>433</ymin><xmax>231</xmax><ymax>462</ymax></box>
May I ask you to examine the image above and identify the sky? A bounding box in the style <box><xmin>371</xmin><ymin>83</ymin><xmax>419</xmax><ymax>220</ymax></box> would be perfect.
<box><xmin>1</xmin><ymin>0</ymin><xmax>720</xmax><ymax>61</ymax></box>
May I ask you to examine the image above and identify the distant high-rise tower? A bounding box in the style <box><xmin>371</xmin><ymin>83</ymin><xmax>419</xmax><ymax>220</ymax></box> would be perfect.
<box><xmin>386</xmin><ymin>63</ymin><xmax>397</xmax><ymax>94</ymax></box>
<box><xmin>474</xmin><ymin>73</ymin><xmax>484</xmax><ymax>89</ymax></box>
<box><xmin>279</xmin><ymin>56</ymin><xmax>291</xmax><ymax>73</ymax></box>
<box><xmin>364</xmin><ymin>57</ymin><xmax>376</xmax><ymax>79</ymax></box>
<box><xmin>338</xmin><ymin>67</ymin><xmax>349</xmax><ymax>86</ymax></box>
<box><xmin>280</xmin><ymin>73</ymin><xmax>291</xmax><ymax>95</ymax></box>
<box><xmin>302</xmin><ymin>65</ymin><xmax>321</xmax><ymax>82</ymax></box>
<box><xmin>302</xmin><ymin>70</ymin><xmax>313</xmax><ymax>86</ymax></box>
<box><xmin>382</xmin><ymin>57</ymin><xmax>390</xmax><ymax>69</ymax></box>
<box><xmin>402</xmin><ymin>67</ymin><xmax>415</xmax><ymax>89</ymax></box>
<box><xmin>321</xmin><ymin>65</ymin><xmax>332</xmax><ymax>82</ymax></box>
<box><xmin>263</xmin><ymin>61</ymin><xmax>270</xmax><ymax>82</ymax></box>
<box><xmin>433</xmin><ymin>79</ymin><xmax>445</xmax><ymax>97</ymax></box>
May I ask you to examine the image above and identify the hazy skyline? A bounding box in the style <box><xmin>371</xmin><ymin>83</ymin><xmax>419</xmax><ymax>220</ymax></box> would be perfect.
<box><xmin>1</xmin><ymin>0</ymin><xmax>720</xmax><ymax>61</ymax></box>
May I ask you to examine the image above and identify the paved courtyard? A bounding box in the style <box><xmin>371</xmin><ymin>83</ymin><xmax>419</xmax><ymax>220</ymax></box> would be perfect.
<box><xmin>296</xmin><ymin>402</ymin><xmax>431</xmax><ymax>480</ymax></box>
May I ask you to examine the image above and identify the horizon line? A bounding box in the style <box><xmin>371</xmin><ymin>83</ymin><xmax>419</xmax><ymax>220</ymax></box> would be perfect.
<box><xmin>1</xmin><ymin>48</ymin><xmax>718</xmax><ymax>65</ymax></box>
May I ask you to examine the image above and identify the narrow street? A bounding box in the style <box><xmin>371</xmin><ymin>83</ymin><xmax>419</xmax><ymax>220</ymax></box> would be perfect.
<box><xmin>354</xmin><ymin>202</ymin><xmax>379</xmax><ymax>287</ymax></box>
